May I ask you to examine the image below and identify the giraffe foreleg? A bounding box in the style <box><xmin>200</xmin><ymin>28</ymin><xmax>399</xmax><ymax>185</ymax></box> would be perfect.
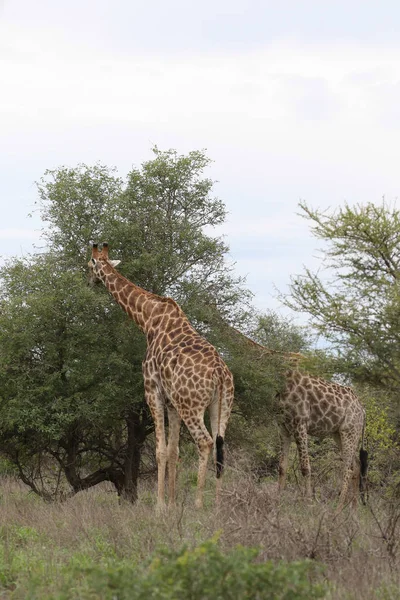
<box><xmin>278</xmin><ymin>429</ymin><xmax>292</xmax><ymax>493</ymax></box>
<box><xmin>144</xmin><ymin>383</ymin><xmax>167</xmax><ymax>511</ymax></box>
<box><xmin>294</xmin><ymin>423</ymin><xmax>312</xmax><ymax>499</ymax></box>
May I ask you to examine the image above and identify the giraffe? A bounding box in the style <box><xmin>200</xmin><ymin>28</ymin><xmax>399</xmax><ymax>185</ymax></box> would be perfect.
<box><xmin>231</xmin><ymin>328</ymin><xmax>368</xmax><ymax>510</ymax></box>
<box><xmin>88</xmin><ymin>243</ymin><xmax>234</xmax><ymax>510</ymax></box>
<box><xmin>278</xmin><ymin>369</ymin><xmax>368</xmax><ymax>511</ymax></box>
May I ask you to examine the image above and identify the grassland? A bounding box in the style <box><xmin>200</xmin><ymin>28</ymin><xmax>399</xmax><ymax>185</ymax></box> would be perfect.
<box><xmin>0</xmin><ymin>461</ymin><xmax>398</xmax><ymax>599</ymax></box>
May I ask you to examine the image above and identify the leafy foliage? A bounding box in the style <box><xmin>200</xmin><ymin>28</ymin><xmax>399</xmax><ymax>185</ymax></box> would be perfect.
<box><xmin>57</xmin><ymin>538</ymin><xmax>326</xmax><ymax>600</ymax></box>
<box><xmin>0</xmin><ymin>252</ymin><xmax>147</xmax><ymax>498</ymax></box>
<box><xmin>0</xmin><ymin>148</ymin><xmax>264</xmax><ymax>499</ymax></box>
<box><xmin>285</xmin><ymin>201</ymin><xmax>400</xmax><ymax>393</ymax></box>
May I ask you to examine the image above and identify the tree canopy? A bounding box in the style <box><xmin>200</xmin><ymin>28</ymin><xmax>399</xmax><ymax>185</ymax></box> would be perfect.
<box><xmin>285</xmin><ymin>200</ymin><xmax>400</xmax><ymax>392</ymax></box>
<box><xmin>0</xmin><ymin>148</ymin><xmax>285</xmax><ymax>500</ymax></box>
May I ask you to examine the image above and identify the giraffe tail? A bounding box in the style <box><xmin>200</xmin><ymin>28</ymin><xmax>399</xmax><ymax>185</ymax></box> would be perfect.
<box><xmin>216</xmin><ymin>435</ymin><xmax>224</xmax><ymax>479</ymax></box>
<box><xmin>214</xmin><ymin>371</ymin><xmax>226</xmax><ymax>479</ymax></box>
<box><xmin>359</xmin><ymin>409</ymin><xmax>368</xmax><ymax>505</ymax></box>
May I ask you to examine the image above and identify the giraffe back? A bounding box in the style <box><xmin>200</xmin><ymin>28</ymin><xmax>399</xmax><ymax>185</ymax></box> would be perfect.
<box><xmin>145</xmin><ymin>310</ymin><xmax>234</xmax><ymax>417</ymax></box>
<box><xmin>279</xmin><ymin>370</ymin><xmax>365</xmax><ymax>437</ymax></box>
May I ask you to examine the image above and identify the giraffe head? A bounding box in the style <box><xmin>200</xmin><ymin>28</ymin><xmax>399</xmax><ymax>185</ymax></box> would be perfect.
<box><xmin>88</xmin><ymin>242</ymin><xmax>121</xmax><ymax>285</ymax></box>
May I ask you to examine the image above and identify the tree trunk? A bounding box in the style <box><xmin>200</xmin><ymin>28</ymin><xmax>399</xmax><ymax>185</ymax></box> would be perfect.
<box><xmin>120</xmin><ymin>407</ymin><xmax>146</xmax><ymax>502</ymax></box>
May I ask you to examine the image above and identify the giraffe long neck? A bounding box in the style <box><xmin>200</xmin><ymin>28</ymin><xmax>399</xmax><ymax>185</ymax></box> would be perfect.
<box><xmin>231</xmin><ymin>327</ymin><xmax>304</xmax><ymax>363</ymax></box>
<box><xmin>99</xmin><ymin>263</ymin><xmax>170</xmax><ymax>336</ymax></box>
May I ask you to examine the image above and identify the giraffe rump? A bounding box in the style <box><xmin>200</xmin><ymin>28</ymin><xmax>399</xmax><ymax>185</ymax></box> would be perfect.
<box><xmin>216</xmin><ymin>435</ymin><xmax>224</xmax><ymax>478</ymax></box>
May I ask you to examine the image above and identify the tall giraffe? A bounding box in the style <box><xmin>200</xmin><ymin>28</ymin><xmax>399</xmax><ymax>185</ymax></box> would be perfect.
<box><xmin>88</xmin><ymin>243</ymin><xmax>234</xmax><ymax>509</ymax></box>
<box><xmin>232</xmin><ymin>328</ymin><xmax>368</xmax><ymax>510</ymax></box>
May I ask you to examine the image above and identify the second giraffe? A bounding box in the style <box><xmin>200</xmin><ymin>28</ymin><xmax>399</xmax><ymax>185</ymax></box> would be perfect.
<box><xmin>232</xmin><ymin>328</ymin><xmax>368</xmax><ymax>511</ymax></box>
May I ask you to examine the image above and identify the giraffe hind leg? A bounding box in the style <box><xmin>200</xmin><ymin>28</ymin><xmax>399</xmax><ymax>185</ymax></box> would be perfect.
<box><xmin>153</xmin><ymin>409</ymin><xmax>167</xmax><ymax>511</ymax></box>
<box><xmin>209</xmin><ymin>397</ymin><xmax>232</xmax><ymax>506</ymax></box>
<box><xmin>166</xmin><ymin>405</ymin><xmax>181</xmax><ymax>507</ymax></box>
<box><xmin>209</xmin><ymin>399</ymin><xmax>229</xmax><ymax>478</ymax></box>
<box><xmin>336</xmin><ymin>430</ymin><xmax>359</xmax><ymax>512</ymax></box>
<box><xmin>184</xmin><ymin>415</ymin><xmax>213</xmax><ymax>509</ymax></box>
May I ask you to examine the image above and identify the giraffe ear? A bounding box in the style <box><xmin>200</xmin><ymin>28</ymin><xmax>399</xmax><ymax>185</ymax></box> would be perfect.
<box><xmin>109</xmin><ymin>260</ymin><xmax>121</xmax><ymax>268</ymax></box>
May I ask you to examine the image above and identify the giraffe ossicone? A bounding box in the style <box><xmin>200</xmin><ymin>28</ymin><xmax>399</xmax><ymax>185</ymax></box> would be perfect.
<box><xmin>88</xmin><ymin>242</ymin><xmax>234</xmax><ymax>510</ymax></box>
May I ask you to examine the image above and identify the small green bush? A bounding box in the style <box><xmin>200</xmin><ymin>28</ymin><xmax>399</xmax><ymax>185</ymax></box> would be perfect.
<box><xmin>57</xmin><ymin>537</ymin><xmax>326</xmax><ymax>600</ymax></box>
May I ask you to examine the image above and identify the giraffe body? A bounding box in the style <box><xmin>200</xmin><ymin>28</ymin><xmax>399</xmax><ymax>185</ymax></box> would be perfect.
<box><xmin>229</xmin><ymin>328</ymin><xmax>367</xmax><ymax>510</ymax></box>
<box><xmin>278</xmin><ymin>369</ymin><xmax>367</xmax><ymax>510</ymax></box>
<box><xmin>89</xmin><ymin>244</ymin><xmax>234</xmax><ymax>509</ymax></box>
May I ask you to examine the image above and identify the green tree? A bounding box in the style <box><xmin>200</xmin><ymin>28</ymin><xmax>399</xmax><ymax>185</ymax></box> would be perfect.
<box><xmin>285</xmin><ymin>201</ymin><xmax>400</xmax><ymax>393</ymax></box>
<box><xmin>0</xmin><ymin>253</ymin><xmax>148</xmax><ymax>499</ymax></box>
<box><xmin>0</xmin><ymin>148</ymin><xmax>255</xmax><ymax>500</ymax></box>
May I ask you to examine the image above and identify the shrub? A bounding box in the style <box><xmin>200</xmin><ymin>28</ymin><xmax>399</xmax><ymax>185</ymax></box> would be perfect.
<box><xmin>59</xmin><ymin>537</ymin><xmax>326</xmax><ymax>600</ymax></box>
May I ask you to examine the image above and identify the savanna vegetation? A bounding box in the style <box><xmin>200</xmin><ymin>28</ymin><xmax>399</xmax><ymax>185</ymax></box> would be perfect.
<box><xmin>0</xmin><ymin>149</ymin><xmax>399</xmax><ymax>598</ymax></box>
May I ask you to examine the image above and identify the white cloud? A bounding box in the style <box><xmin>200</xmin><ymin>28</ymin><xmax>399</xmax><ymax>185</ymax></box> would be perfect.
<box><xmin>2</xmin><ymin>27</ymin><xmax>400</xmax><ymax>138</ymax></box>
<box><xmin>2</xmin><ymin>8</ymin><xmax>400</xmax><ymax>315</ymax></box>
<box><xmin>213</xmin><ymin>215</ymin><xmax>309</xmax><ymax>239</ymax></box>
<box><xmin>0</xmin><ymin>228</ymin><xmax>40</xmax><ymax>240</ymax></box>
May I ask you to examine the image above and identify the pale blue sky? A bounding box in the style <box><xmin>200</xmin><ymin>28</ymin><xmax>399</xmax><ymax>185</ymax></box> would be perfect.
<box><xmin>1</xmin><ymin>0</ymin><xmax>400</xmax><ymax>320</ymax></box>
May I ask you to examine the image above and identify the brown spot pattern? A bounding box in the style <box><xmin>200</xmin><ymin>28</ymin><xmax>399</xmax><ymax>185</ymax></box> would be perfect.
<box><xmin>278</xmin><ymin>369</ymin><xmax>366</xmax><ymax>511</ymax></box>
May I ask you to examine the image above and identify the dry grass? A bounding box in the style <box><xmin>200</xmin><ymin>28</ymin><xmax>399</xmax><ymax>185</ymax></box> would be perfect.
<box><xmin>217</xmin><ymin>476</ymin><xmax>400</xmax><ymax>599</ymax></box>
<box><xmin>0</xmin><ymin>464</ymin><xmax>399</xmax><ymax>599</ymax></box>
